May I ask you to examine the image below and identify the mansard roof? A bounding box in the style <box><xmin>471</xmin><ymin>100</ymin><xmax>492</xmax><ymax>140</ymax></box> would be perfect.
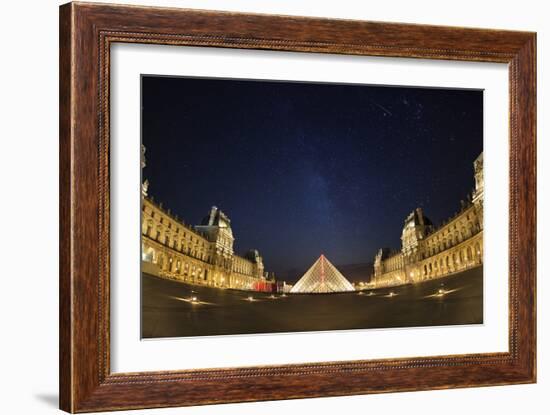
<box><xmin>405</xmin><ymin>207</ymin><xmax>433</xmax><ymax>227</ymax></box>
<box><xmin>200</xmin><ymin>206</ymin><xmax>231</xmax><ymax>227</ymax></box>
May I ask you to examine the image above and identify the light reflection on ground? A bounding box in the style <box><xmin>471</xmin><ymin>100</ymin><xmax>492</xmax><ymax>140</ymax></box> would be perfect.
<box><xmin>423</xmin><ymin>287</ymin><xmax>464</xmax><ymax>299</ymax></box>
<box><xmin>168</xmin><ymin>295</ymin><xmax>215</xmax><ymax>306</ymax></box>
<box><xmin>143</xmin><ymin>266</ymin><xmax>483</xmax><ymax>338</ymax></box>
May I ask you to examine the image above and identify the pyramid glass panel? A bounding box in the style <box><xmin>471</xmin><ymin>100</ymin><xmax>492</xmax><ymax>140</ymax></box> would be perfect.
<box><xmin>290</xmin><ymin>255</ymin><xmax>355</xmax><ymax>293</ymax></box>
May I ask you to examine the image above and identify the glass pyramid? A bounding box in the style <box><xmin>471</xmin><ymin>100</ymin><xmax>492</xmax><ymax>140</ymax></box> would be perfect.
<box><xmin>290</xmin><ymin>255</ymin><xmax>355</xmax><ymax>293</ymax></box>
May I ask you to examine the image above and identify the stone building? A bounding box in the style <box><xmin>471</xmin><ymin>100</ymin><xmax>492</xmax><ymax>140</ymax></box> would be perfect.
<box><xmin>140</xmin><ymin>147</ymin><xmax>273</xmax><ymax>291</ymax></box>
<box><xmin>372</xmin><ymin>153</ymin><xmax>484</xmax><ymax>287</ymax></box>
<box><xmin>141</xmin><ymin>200</ymin><xmax>274</xmax><ymax>291</ymax></box>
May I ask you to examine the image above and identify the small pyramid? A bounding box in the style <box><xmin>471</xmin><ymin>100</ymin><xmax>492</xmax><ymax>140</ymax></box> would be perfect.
<box><xmin>290</xmin><ymin>255</ymin><xmax>355</xmax><ymax>293</ymax></box>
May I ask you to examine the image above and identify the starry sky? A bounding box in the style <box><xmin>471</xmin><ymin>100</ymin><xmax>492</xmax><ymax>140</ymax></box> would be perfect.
<box><xmin>141</xmin><ymin>75</ymin><xmax>482</xmax><ymax>280</ymax></box>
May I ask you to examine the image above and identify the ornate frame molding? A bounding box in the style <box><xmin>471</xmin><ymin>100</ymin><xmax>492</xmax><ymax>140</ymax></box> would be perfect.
<box><xmin>60</xmin><ymin>2</ymin><xmax>536</xmax><ymax>412</ymax></box>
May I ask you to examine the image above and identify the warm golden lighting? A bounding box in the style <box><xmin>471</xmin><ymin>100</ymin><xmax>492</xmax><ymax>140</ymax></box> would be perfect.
<box><xmin>370</xmin><ymin>153</ymin><xmax>483</xmax><ymax>290</ymax></box>
<box><xmin>141</xmin><ymin>201</ymin><xmax>272</xmax><ymax>292</ymax></box>
<box><xmin>290</xmin><ymin>255</ymin><xmax>354</xmax><ymax>293</ymax></box>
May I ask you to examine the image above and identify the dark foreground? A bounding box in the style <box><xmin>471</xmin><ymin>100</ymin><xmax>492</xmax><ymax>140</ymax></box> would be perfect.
<box><xmin>142</xmin><ymin>266</ymin><xmax>483</xmax><ymax>338</ymax></box>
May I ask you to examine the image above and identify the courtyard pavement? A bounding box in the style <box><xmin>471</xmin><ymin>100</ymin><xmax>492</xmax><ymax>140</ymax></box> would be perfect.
<box><xmin>142</xmin><ymin>266</ymin><xmax>483</xmax><ymax>338</ymax></box>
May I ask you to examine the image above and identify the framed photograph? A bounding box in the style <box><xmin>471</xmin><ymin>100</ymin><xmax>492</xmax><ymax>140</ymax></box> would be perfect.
<box><xmin>59</xmin><ymin>2</ymin><xmax>536</xmax><ymax>412</ymax></box>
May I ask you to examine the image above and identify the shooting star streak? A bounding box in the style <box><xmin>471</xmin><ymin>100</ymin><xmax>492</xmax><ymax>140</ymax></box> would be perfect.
<box><xmin>371</xmin><ymin>100</ymin><xmax>393</xmax><ymax>116</ymax></box>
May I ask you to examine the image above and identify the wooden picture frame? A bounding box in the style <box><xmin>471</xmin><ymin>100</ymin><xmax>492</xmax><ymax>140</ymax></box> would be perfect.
<box><xmin>59</xmin><ymin>2</ymin><xmax>536</xmax><ymax>412</ymax></box>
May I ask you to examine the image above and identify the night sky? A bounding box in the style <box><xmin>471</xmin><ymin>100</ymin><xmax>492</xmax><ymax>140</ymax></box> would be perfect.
<box><xmin>141</xmin><ymin>76</ymin><xmax>482</xmax><ymax>280</ymax></box>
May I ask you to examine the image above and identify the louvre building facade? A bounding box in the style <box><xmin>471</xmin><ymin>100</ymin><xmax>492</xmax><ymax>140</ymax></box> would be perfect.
<box><xmin>140</xmin><ymin>147</ymin><xmax>274</xmax><ymax>292</ymax></box>
<box><xmin>372</xmin><ymin>153</ymin><xmax>484</xmax><ymax>287</ymax></box>
<box><xmin>141</xmin><ymin>199</ymin><xmax>275</xmax><ymax>291</ymax></box>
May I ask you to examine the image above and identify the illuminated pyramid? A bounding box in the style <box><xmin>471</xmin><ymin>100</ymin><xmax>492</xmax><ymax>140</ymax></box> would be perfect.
<box><xmin>290</xmin><ymin>255</ymin><xmax>355</xmax><ymax>294</ymax></box>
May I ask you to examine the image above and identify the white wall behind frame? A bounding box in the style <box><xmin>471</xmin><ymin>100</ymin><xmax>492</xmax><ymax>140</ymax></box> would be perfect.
<box><xmin>1</xmin><ymin>1</ymin><xmax>547</xmax><ymax>415</ymax></box>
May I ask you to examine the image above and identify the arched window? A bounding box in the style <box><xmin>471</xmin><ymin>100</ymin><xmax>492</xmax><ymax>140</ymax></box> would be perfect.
<box><xmin>142</xmin><ymin>246</ymin><xmax>155</xmax><ymax>263</ymax></box>
<box><xmin>467</xmin><ymin>246</ymin><xmax>473</xmax><ymax>261</ymax></box>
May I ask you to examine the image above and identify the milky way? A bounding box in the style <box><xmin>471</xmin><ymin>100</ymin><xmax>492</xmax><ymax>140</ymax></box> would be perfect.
<box><xmin>141</xmin><ymin>76</ymin><xmax>483</xmax><ymax>277</ymax></box>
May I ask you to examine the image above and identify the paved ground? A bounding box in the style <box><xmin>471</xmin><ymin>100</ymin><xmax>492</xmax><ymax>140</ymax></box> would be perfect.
<box><xmin>142</xmin><ymin>266</ymin><xmax>483</xmax><ymax>338</ymax></box>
